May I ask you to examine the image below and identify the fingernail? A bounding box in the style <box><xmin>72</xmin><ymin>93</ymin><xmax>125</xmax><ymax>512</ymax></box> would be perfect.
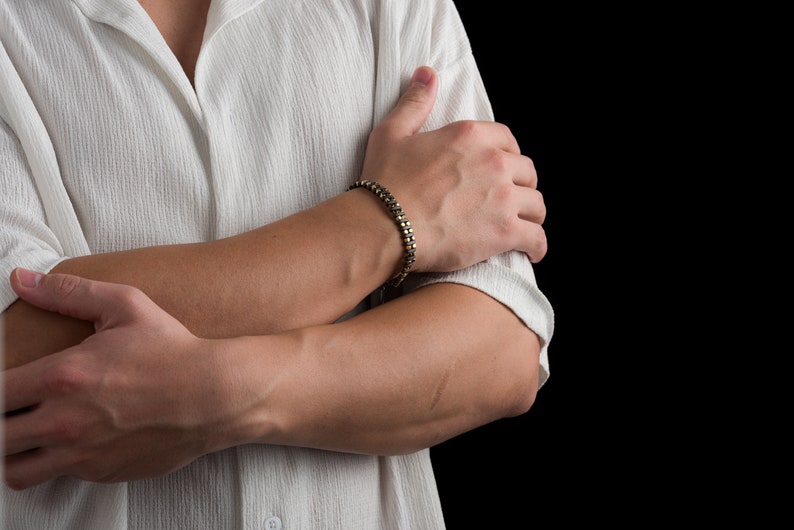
<box><xmin>15</xmin><ymin>268</ymin><xmax>43</xmax><ymax>288</ymax></box>
<box><xmin>410</xmin><ymin>66</ymin><xmax>431</xmax><ymax>87</ymax></box>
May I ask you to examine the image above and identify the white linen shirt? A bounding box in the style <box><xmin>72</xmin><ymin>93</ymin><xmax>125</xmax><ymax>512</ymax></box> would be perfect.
<box><xmin>0</xmin><ymin>0</ymin><xmax>554</xmax><ymax>528</ymax></box>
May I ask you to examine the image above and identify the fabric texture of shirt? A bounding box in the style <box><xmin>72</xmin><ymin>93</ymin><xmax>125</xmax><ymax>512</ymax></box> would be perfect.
<box><xmin>0</xmin><ymin>0</ymin><xmax>555</xmax><ymax>528</ymax></box>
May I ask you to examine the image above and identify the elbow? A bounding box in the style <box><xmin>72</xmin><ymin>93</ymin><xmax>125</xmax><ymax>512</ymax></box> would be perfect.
<box><xmin>502</xmin><ymin>362</ymin><xmax>539</xmax><ymax>418</ymax></box>
<box><xmin>510</xmin><ymin>383</ymin><xmax>538</xmax><ymax>418</ymax></box>
<box><xmin>495</xmin><ymin>331</ymin><xmax>542</xmax><ymax>419</ymax></box>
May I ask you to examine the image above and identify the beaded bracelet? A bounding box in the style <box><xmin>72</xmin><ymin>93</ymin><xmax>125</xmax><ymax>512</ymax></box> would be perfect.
<box><xmin>347</xmin><ymin>179</ymin><xmax>416</xmax><ymax>288</ymax></box>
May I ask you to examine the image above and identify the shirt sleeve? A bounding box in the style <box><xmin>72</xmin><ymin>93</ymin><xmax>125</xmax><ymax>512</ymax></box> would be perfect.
<box><xmin>0</xmin><ymin>117</ymin><xmax>69</xmax><ymax>312</ymax></box>
<box><xmin>1</xmin><ymin>36</ymin><xmax>91</xmax><ymax>312</ymax></box>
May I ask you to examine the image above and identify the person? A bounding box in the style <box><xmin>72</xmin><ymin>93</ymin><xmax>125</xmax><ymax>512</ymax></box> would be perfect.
<box><xmin>0</xmin><ymin>0</ymin><xmax>554</xmax><ymax>528</ymax></box>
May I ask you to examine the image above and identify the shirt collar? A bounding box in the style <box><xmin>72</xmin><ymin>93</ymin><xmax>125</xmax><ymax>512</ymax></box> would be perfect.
<box><xmin>71</xmin><ymin>0</ymin><xmax>267</xmax><ymax>51</ymax></box>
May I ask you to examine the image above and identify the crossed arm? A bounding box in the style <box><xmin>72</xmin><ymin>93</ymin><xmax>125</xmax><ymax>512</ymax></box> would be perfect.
<box><xmin>2</xmin><ymin>67</ymin><xmax>548</xmax><ymax>489</ymax></box>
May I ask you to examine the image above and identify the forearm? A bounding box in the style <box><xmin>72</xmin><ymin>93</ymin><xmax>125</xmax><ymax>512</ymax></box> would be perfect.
<box><xmin>3</xmin><ymin>189</ymin><xmax>401</xmax><ymax>369</ymax></box>
<box><xmin>216</xmin><ymin>283</ymin><xmax>540</xmax><ymax>456</ymax></box>
<box><xmin>5</xmin><ymin>67</ymin><xmax>550</xmax><ymax>370</ymax></box>
<box><xmin>59</xmin><ymin>190</ymin><xmax>403</xmax><ymax>333</ymax></box>
<box><xmin>3</xmin><ymin>266</ymin><xmax>546</xmax><ymax>487</ymax></box>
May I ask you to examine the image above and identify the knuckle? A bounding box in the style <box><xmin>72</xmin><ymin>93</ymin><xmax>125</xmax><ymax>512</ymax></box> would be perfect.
<box><xmin>449</xmin><ymin>119</ymin><xmax>478</xmax><ymax>142</ymax></box>
<box><xmin>114</xmin><ymin>283</ymin><xmax>147</xmax><ymax>307</ymax></box>
<box><xmin>496</xmin><ymin>122</ymin><xmax>519</xmax><ymax>151</ymax></box>
<box><xmin>51</xmin><ymin>274</ymin><xmax>82</xmax><ymax>297</ymax></box>
<box><xmin>491</xmin><ymin>180</ymin><xmax>514</xmax><ymax>206</ymax></box>
<box><xmin>43</xmin><ymin>361</ymin><xmax>92</xmax><ymax>396</ymax></box>
<box><xmin>486</xmin><ymin>148</ymin><xmax>509</xmax><ymax>173</ymax></box>
<box><xmin>496</xmin><ymin>121</ymin><xmax>513</xmax><ymax>138</ymax></box>
<box><xmin>401</xmin><ymin>86</ymin><xmax>426</xmax><ymax>106</ymax></box>
<box><xmin>506</xmin><ymin>216</ymin><xmax>521</xmax><ymax>236</ymax></box>
<box><xmin>495</xmin><ymin>212</ymin><xmax>517</xmax><ymax>238</ymax></box>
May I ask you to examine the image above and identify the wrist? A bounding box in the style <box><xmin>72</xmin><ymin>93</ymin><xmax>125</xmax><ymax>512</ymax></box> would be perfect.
<box><xmin>208</xmin><ymin>333</ymin><xmax>305</xmax><ymax>448</ymax></box>
<box><xmin>346</xmin><ymin>180</ymin><xmax>416</xmax><ymax>288</ymax></box>
<box><xmin>190</xmin><ymin>337</ymin><xmax>273</xmax><ymax>452</ymax></box>
<box><xmin>342</xmin><ymin>186</ymin><xmax>409</xmax><ymax>285</ymax></box>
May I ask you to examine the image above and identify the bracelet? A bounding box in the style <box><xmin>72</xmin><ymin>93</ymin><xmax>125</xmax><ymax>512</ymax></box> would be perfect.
<box><xmin>347</xmin><ymin>179</ymin><xmax>416</xmax><ymax>288</ymax></box>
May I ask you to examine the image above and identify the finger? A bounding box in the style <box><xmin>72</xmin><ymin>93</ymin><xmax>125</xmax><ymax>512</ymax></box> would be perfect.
<box><xmin>4</xmin><ymin>448</ymin><xmax>57</xmax><ymax>490</ymax></box>
<box><xmin>491</xmin><ymin>121</ymin><xmax>522</xmax><ymax>155</ymax></box>
<box><xmin>517</xmin><ymin>220</ymin><xmax>548</xmax><ymax>264</ymax></box>
<box><xmin>514</xmin><ymin>186</ymin><xmax>547</xmax><ymax>262</ymax></box>
<box><xmin>375</xmin><ymin>66</ymin><xmax>439</xmax><ymax>139</ymax></box>
<box><xmin>517</xmin><ymin>188</ymin><xmax>547</xmax><ymax>225</ymax></box>
<box><xmin>440</xmin><ymin>119</ymin><xmax>522</xmax><ymax>157</ymax></box>
<box><xmin>3</xmin><ymin>407</ymin><xmax>51</xmax><ymax>456</ymax></box>
<box><xmin>3</xmin><ymin>347</ymin><xmax>61</xmax><ymax>414</ymax></box>
<box><xmin>3</xmin><ymin>350</ymin><xmax>50</xmax><ymax>413</ymax></box>
<box><xmin>3</xmin><ymin>377</ymin><xmax>42</xmax><ymax>415</ymax></box>
<box><xmin>10</xmin><ymin>268</ymin><xmax>134</xmax><ymax>326</ymax></box>
<box><xmin>511</xmin><ymin>153</ymin><xmax>538</xmax><ymax>189</ymax></box>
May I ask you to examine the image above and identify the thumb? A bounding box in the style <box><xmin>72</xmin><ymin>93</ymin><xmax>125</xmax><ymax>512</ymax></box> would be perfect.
<box><xmin>377</xmin><ymin>66</ymin><xmax>439</xmax><ymax>139</ymax></box>
<box><xmin>10</xmin><ymin>268</ymin><xmax>132</xmax><ymax>326</ymax></box>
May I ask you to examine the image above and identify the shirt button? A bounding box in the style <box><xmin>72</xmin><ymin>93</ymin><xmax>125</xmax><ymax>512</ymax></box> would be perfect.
<box><xmin>265</xmin><ymin>515</ymin><xmax>282</xmax><ymax>530</ymax></box>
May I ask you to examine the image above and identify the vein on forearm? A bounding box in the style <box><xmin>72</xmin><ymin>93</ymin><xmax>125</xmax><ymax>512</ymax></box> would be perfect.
<box><xmin>233</xmin><ymin>282</ymin><xmax>540</xmax><ymax>456</ymax></box>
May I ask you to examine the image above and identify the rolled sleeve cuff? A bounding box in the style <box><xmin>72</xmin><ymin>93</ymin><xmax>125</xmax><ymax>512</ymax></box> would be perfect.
<box><xmin>0</xmin><ymin>251</ymin><xmax>67</xmax><ymax>312</ymax></box>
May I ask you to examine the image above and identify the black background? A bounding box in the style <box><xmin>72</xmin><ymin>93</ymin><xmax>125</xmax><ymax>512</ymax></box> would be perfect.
<box><xmin>431</xmin><ymin>2</ymin><xmax>608</xmax><ymax>527</ymax></box>
<box><xmin>433</xmin><ymin>3</ymin><xmax>771</xmax><ymax>526</ymax></box>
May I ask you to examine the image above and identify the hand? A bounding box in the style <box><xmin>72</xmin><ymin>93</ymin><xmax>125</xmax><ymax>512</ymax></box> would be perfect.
<box><xmin>2</xmin><ymin>268</ymin><xmax>236</xmax><ymax>490</ymax></box>
<box><xmin>361</xmin><ymin>66</ymin><xmax>547</xmax><ymax>271</ymax></box>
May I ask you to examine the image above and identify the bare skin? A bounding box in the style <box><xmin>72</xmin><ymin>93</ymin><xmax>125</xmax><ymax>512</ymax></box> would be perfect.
<box><xmin>138</xmin><ymin>0</ymin><xmax>210</xmax><ymax>86</ymax></box>
<box><xmin>2</xmin><ymin>1</ymin><xmax>548</xmax><ymax>489</ymax></box>
<box><xmin>4</xmin><ymin>270</ymin><xmax>539</xmax><ymax>488</ymax></box>
<box><xmin>3</xmin><ymin>67</ymin><xmax>546</xmax><ymax>369</ymax></box>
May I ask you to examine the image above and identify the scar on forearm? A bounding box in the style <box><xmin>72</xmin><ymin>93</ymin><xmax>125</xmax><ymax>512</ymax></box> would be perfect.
<box><xmin>430</xmin><ymin>369</ymin><xmax>450</xmax><ymax>410</ymax></box>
